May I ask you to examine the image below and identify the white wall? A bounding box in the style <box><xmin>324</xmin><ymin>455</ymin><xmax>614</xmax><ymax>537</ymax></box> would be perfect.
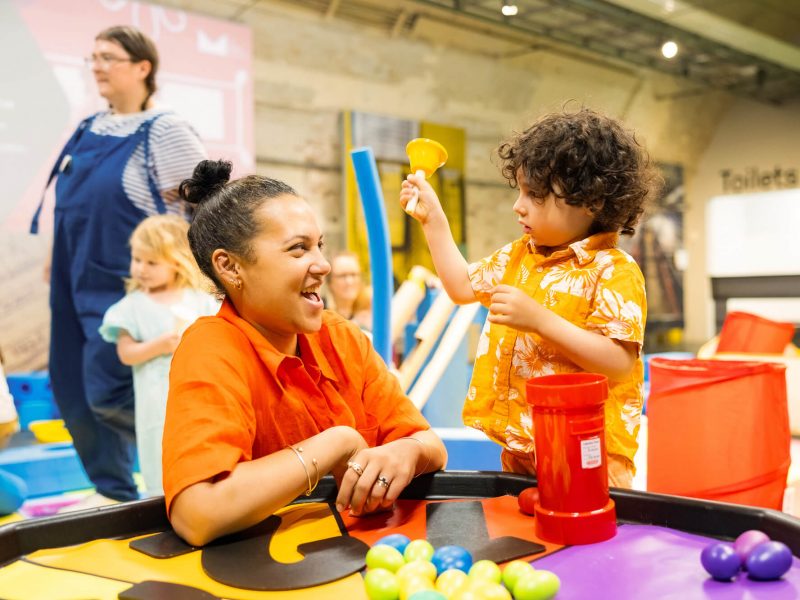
<box><xmin>684</xmin><ymin>98</ymin><xmax>800</xmax><ymax>343</ymax></box>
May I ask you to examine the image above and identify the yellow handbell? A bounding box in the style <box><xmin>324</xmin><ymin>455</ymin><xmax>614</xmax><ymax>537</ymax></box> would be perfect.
<box><xmin>405</xmin><ymin>138</ymin><xmax>448</xmax><ymax>215</ymax></box>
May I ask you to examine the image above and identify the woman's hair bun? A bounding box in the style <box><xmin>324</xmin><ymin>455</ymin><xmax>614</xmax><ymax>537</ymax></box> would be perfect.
<box><xmin>179</xmin><ymin>159</ymin><xmax>233</xmax><ymax>205</ymax></box>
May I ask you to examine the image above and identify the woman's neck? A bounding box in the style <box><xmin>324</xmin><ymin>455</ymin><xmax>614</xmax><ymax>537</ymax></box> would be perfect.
<box><xmin>109</xmin><ymin>93</ymin><xmax>151</xmax><ymax>115</ymax></box>
<box><xmin>256</xmin><ymin>326</ymin><xmax>298</xmax><ymax>356</ymax></box>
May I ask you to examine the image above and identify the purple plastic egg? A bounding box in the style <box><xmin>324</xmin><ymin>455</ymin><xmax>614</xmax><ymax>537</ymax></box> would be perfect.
<box><xmin>745</xmin><ymin>541</ymin><xmax>793</xmax><ymax>581</ymax></box>
<box><xmin>701</xmin><ymin>542</ymin><xmax>742</xmax><ymax>581</ymax></box>
<box><xmin>734</xmin><ymin>530</ymin><xmax>770</xmax><ymax>566</ymax></box>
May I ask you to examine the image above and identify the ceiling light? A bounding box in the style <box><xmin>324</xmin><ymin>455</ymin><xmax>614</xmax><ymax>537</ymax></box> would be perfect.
<box><xmin>661</xmin><ymin>40</ymin><xmax>678</xmax><ymax>59</ymax></box>
<box><xmin>501</xmin><ymin>2</ymin><xmax>519</xmax><ymax>17</ymax></box>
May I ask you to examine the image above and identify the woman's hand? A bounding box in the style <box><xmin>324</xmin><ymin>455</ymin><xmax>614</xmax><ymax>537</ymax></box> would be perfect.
<box><xmin>335</xmin><ymin>438</ymin><xmax>424</xmax><ymax>516</ymax></box>
<box><xmin>329</xmin><ymin>427</ymin><xmax>369</xmax><ymax>485</ymax></box>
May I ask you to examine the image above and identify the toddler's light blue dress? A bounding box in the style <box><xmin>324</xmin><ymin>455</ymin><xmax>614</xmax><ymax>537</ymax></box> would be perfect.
<box><xmin>100</xmin><ymin>289</ymin><xmax>219</xmax><ymax>495</ymax></box>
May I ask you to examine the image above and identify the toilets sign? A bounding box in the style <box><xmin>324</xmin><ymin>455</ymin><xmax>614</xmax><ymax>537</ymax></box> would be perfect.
<box><xmin>721</xmin><ymin>166</ymin><xmax>799</xmax><ymax>193</ymax></box>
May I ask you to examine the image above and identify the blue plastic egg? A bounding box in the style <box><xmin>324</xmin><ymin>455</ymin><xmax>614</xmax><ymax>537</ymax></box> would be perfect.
<box><xmin>431</xmin><ymin>545</ymin><xmax>473</xmax><ymax>575</ymax></box>
<box><xmin>374</xmin><ymin>533</ymin><xmax>412</xmax><ymax>555</ymax></box>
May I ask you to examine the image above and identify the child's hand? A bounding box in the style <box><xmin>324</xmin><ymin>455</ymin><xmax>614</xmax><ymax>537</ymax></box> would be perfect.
<box><xmin>156</xmin><ymin>331</ymin><xmax>182</xmax><ymax>355</ymax></box>
<box><xmin>400</xmin><ymin>173</ymin><xmax>443</xmax><ymax>225</ymax></box>
<box><xmin>487</xmin><ymin>284</ymin><xmax>545</xmax><ymax>333</ymax></box>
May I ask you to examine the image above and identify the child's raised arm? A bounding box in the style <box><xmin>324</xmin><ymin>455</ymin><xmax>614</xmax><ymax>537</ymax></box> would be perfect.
<box><xmin>116</xmin><ymin>330</ymin><xmax>181</xmax><ymax>366</ymax></box>
<box><xmin>400</xmin><ymin>173</ymin><xmax>474</xmax><ymax>304</ymax></box>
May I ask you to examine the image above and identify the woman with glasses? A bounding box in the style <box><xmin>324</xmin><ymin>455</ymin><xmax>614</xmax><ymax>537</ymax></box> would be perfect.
<box><xmin>30</xmin><ymin>25</ymin><xmax>206</xmax><ymax>510</ymax></box>
<box><xmin>326</xmin><ymin>251</ymin><xmax>373</xmax><ymax>332</ymax></box>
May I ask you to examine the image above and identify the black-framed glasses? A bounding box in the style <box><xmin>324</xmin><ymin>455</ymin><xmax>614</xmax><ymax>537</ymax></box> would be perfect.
<box><xmin>84</xmin><ymin>54</ymin><xmax>134</xmax><ymax>69</ymax></box>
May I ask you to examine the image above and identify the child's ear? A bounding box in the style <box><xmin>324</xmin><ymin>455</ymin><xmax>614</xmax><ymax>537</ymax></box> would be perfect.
<box><xmin>584</xmin><ymin>200</ymin><xmax>603</xmax><ymax>216</ymax></box>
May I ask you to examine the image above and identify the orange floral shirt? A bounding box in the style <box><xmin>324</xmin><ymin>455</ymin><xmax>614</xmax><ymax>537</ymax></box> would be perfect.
<box><xmin>465</xmin><ymin>232</ymin><xmax>646</xmax><ymax>463</ymax></box>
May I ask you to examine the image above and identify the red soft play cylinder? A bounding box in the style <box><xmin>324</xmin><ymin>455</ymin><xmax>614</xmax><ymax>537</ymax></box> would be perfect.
<box><xmin>527</xmin><ymin>373</ymin><xmax>617</xmax><ymax>545</ymax></box>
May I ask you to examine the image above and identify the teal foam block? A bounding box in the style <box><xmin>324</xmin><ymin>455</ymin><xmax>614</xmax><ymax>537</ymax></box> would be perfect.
<box><xmin>434</xmin><ymin>427</ymin><xmax>502</xmax><ymax>471</ymax></box>
<box><xmin>0</xmin><ymin>443</ymin><xmax>90</xmax><ymax>498</ymax></box>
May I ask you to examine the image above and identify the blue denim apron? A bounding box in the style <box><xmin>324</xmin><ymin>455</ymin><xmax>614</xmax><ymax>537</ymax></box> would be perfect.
<box><xmin>32</xmin><ymin>113</ymin><xmax>167</xmax><ymax>501</ymax></box>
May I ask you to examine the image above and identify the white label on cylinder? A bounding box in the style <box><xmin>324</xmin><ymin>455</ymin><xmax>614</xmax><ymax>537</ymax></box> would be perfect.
<box><xmin>580</xmin><ymin>436</ymin><xmax>602</xmax><ymax>469</ymax></box>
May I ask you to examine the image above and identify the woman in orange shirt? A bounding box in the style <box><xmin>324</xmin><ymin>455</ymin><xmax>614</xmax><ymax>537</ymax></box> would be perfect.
<box><xmin>163</xmin><ymin>160</ymin><xmax>446</xmax><ymax>546</ymax></box>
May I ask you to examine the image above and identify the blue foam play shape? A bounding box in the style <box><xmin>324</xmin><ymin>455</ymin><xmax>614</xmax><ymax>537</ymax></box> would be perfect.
<box><xmin>6</xmin><ymin>371</ymin><xmax>60</xmax><ymax>429</ymax></box>
<box><xmin>350</xmin><ymin>147</ymin><xmax>392</xmax><ymax>364</ymax></box>
<box><xmin>0</xmin><ymin>443</ymin><xmax>91</xmax><ymax>498</ymax></box>
<box><xmin>434</xmin><ymin>428</ymin><xmax>502</xmax><ymax>470</ymax></box>
<box><xmin>0</xmin><ymin>468</ymin><xmax>28</xmax><ymax>515</ymax></box>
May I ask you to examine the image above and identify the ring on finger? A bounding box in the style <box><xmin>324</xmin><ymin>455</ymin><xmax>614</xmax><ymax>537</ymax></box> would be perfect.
<box><xmin>376</xmin><ymin>475</ymin><xmax>390</xmax><ymax>488</ymax></box>
<box><xmin>347</xmin><ymin>460</ymin><xmax>364</xmax><ymax>476</ymax></box>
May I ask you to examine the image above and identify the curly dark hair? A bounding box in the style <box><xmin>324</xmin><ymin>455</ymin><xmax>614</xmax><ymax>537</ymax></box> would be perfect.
<box><xmin>497</xmin><ymin>108</ymin><xmax>660</xmax><ymax>236</ymax></box>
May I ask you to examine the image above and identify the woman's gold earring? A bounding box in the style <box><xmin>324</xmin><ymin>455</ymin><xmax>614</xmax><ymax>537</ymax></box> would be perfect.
<box><xmin>229</xmin><ymin>278</ymin><xmax>241</xmax><ymax>290</ymax></box>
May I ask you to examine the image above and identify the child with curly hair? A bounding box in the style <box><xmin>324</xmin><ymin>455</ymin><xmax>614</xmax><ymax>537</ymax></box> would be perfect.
<box><xmin>400</xmin><ymin>107</ymin><xmax>659</xmax><ymax>488</ymax></box>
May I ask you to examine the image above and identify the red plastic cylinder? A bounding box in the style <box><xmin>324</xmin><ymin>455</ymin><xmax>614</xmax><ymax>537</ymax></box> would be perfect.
<box><xmin>527</xmin><ymin>373</ymin><xmax>617</xmax><ymax>545</ymax></box>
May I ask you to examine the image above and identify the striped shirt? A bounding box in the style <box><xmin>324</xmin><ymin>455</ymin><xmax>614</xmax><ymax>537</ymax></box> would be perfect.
<box><xmin>89</xmin><ymin>109</ymin><xmax>206</xmax><ymax>218</ymax></box>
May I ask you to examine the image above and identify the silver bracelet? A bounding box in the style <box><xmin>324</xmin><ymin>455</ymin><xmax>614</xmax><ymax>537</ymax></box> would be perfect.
<box><xmin>288</xmin><ymin>445</ymin><xmax>319</xmax><ymax>496</ymax></box>
<box><xmin>397</xmin><ymin>436</ymin><xmax>431</xmax><ymax>476</ymax></box>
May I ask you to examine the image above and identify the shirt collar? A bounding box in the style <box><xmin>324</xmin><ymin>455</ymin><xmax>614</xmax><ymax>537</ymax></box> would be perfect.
<box><xmin>525</xmin><ymin>231</ymin><xmax>619</xmax><ymax>266</ymax></box>
<box><xmin>298</xmin><ymin>328</ymin><xmax>338</xmax><ymax>382</ymax></box>
<box><xmin>217</xmin><ymin>299</ymin><xmax>338</xmax><ymax>384</ymax></box>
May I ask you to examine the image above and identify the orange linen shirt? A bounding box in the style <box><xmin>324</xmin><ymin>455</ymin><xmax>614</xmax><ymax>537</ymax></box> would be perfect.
<box><xmin>465</xmin><ymin>232</ymin><xmax>647</xmax><ymax>464</ymax></box>
<box><xmin>162</xmin><ymin>299</ymin><xmax>430</xmax><ymax>514</ymax></box>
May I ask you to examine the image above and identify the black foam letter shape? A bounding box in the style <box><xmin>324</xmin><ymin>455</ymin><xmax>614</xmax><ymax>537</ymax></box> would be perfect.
<box><xmin>201</xmin><ymin>513</ymin><xmax>369</xmax><ymax>590</ymax></box>
<box><xmin>425</xmin><ymin>501</ymin><xmax>545</xmax><ymax>562</ymax></box>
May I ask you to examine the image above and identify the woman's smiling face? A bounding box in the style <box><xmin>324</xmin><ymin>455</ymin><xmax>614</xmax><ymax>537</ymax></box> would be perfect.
<box><xmin>234</xmin><ymin>194</ymin><xmax>331</xmax><ymax>354</ymax></box>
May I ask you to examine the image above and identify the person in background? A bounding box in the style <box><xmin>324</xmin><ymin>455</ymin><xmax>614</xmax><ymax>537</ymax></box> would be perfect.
<box><xmin>401</xmin><ymin>107</ymin><xmax>658</xmax><ymax>489</ymax></box>
<box><xmin>326</xmin><ymin>251</ymin><xmax>373</xmax><ymax>332</ymax></box>
<box><xmin>31</xmin><ymin>25</ymin><xmax>207</xmax><ymax>509</ymax></box>
<box><xmin>99</xmin><ymin>215</ymin><xmax>218</xmax><ymax>495</ymax></box>
<box><xmin>162</xmin><ymin>160</ymin><xmax>447</xmax><ymax>546</ymax></box>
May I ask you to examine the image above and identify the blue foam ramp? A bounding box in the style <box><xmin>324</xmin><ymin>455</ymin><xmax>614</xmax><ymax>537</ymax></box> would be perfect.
<box><xmin>434</xmin><ymin>427</ymin><xmax>502</xmax><ymax>471</ymax></box>
<box><xmin>0</xmin><ymin>443</ymin><xmax>90</xmax><ymax>498</ymax></box>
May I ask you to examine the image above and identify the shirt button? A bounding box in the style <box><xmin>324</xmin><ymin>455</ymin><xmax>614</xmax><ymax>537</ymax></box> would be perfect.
<box><xmin>536</xmin><ymin>267</ymin><xmax>543</xmax><ymax>273</ymax></box>
<box><xmin>502</xmin><ymin>347</ymin><xmax>511</xmax><ymax>355</ymax></box>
